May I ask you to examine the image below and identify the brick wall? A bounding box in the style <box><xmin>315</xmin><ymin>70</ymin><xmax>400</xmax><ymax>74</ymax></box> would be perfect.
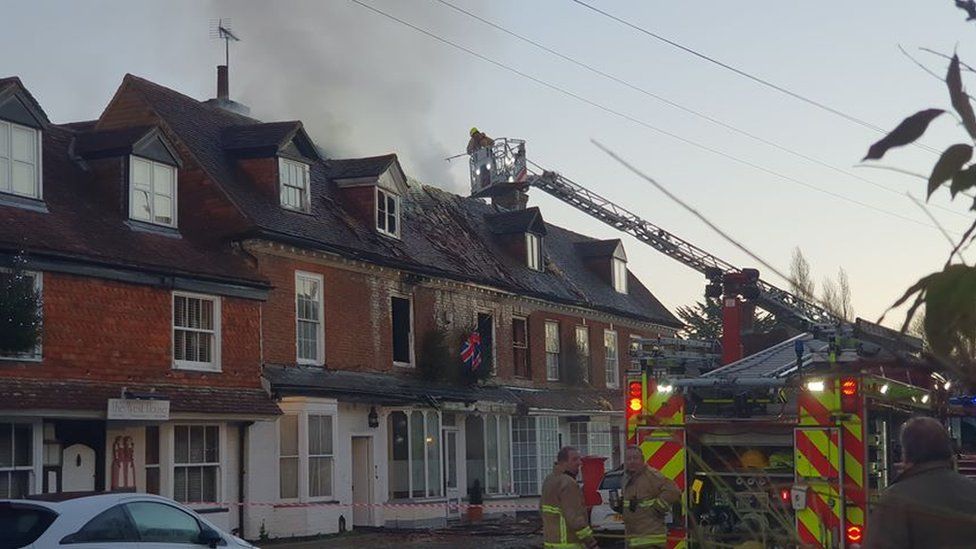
<box><xmin>0</xmin><ymin>272</ymin><xmax>262</xmax><ymax>388</ymax></box>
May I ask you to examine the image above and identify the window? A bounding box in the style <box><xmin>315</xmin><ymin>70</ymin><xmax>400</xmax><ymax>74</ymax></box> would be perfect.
<box><xmin>172</xmin><ymin>293</ymin><xmax>220</xmax><ymax>371</ymax></box>
<box><xmin>545</xmin><ymin>321</ymin><xmax>560</xmax><ymax>381</ymax></box>
<box><xmin>173</xmin><ymin>425</ymin><xmax>219</xmax><ymax>504</ymax></box>
<box><xmin>612</xmin><ymin>258</ymin><xmax>628</xmax><ymax>294</ymax></box>
<box><xmin>62</xmin><ymin>505</ymin><xmax>138</xmax><ymax>543</ymax></box>
<box><xmin>570</xmin><ymin>422</ymin><xmax>612</xmax><ymax>459</ymax></box>
<box><xmin>464</xmin><ymin>415</ymin><xmax>511</xmax><ymax>495</ymax></box>
<box><xmin>477</xmin><ymin>312</ymin><xmax>495</xmax><ymax>375</ymax></box>
<box><xmin>391</xmin><ymin>296</ymin><xmax>413</xmax><ymax>366</ymax></box>
<box><xmin>513</xmin><ymin>416</ymin><xmax>559</xmax><ymax>496</ymax></box>
<box><xmin>629</xmin><ymin>335</ymin><xmax>642</xmax><ymax>373</ymax></box>
<box><xmin>308</xmin><ymin>415</ymin><xmax>333</xmax><ymax>498</ymax></box>
<box><xmin>130</xmin><ymin>156</ymin><xmax>176</xmax><ymax>227</ymax></box>
<box><xmin>0</xmin><ymin>505</ymin><xmax>57</xmax><ymax>547</ymax></box>
<box><xmin>526</xmin><ymin>233</ymin><xmax>542</xmax><ymax>271</ymax></box>
<box><xmin>279</xmin><ymin>158</ymin><xmax>310</xmax><ymax>212</ymax></box>
<box><xmin>0</xmin><ymin>121</ymin><xmax>40</xmax><ymax>199</ymax></box>
<box><xmin>376</xmin><ymin>188</ymin><xmax>400</xmax><ymax>237</ymax></box>
<box><xmin>575</xmin><ymin>325</ymin><xmax>590</xmax><ymax>384</ymax></box>
<box><xmin>0</xmin><ymin>423</ymin><xmax>32</xmax><ymax>498</ymax></box>
<box><xmin>295</xmin><ymin>272</ymin><xmax>324</xmax><ymax>365</ymax></box>
<box><xmin>388</xmin><ymin>410</ymin><xmax>441</xmax><ymax>499</ymax></box>
<box><xmin>145</xmin><ymin>426</ymin><xmax>160</xmax><ymax>495</ymax></box>
<box><xmin>0</xmin><ymin>270</ymin><xmax>41</xmax><ymax>361</ymax></box>
<box><xmin>279</xmin><ymin>415</ymin><xmax>299</xmax><ymax>500</ymax></box>
<box><xmin>512</xmin><ymin>317</ymin><xmax>529</xmax><ymax>378</ymax></box>
<box><xmin>605</xmin><ymin>329</ymin><xmax>619</xmax><ymax>388</ymax></box>
<box><xmin>126</xmin><ymin>502</ymin><xmax>202</xmax><ymax>544</ymax></box>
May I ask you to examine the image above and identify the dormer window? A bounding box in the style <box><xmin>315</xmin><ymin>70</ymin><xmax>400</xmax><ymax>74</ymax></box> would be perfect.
<box><xmin>0</xmin><ymin>120</ymin><xmax>40</xmax><ymax>199</ymax></box>
<box><xmin>612</xmin><ymin>257</ymin><xmax>628</xmax><ymax>294</ymax></box>
<box><xmin>376</xmin><ymin>187</ymin><xmax>400</xmax><ymax>238</ymax></box>
<box><xmin>526</xmin><ymin>233</ymin><xmax>542</xmax><ymax>271</ymax></box>
<box><xmin>130</xmin><ymin>156</ymin><xmax>176</xmax><ymax>227</ymax></box>
<box><xmin>279</xmin><ymin>158</ymin><xmax>310</xmax><ymax>212</ymax></box>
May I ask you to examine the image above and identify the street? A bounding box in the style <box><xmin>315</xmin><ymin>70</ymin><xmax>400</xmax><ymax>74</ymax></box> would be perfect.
<box><xmin>265</xmin><ymin>518</ymin><xmax>544</xmax><ymax>549</ymax></box>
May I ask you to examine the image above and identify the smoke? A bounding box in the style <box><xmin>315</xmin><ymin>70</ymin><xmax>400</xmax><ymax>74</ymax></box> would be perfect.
<box><xmin>214</xmin><ymin>0</ymin><xmax>487</xmax><ymax>192</ymax></box>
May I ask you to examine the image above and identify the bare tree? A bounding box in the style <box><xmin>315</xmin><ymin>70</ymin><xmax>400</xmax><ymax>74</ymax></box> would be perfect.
<box><xmin>789</xmin><ymin>247</ymin><xmax>815</xmax><ymax>301</ymax></box>
<box><xmin>837</xmin><ymin>267</ymin><xmax>854</xmax><ymax>320</ymax></box>
<box><xmin>820</xmin><ymin>269</ymin><xmax>854</xmax><ymax>321</ymax></box>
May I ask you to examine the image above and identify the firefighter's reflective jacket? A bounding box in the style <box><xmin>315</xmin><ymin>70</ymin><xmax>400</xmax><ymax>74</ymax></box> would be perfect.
<box><xmin>620</xmin><ymin>464</ymin><xmax>681</xmax><ymax>548</ymax></box>
<box><xmin>540</xmin><ymin>464</ymin><xmax>595</xmax><ymax>549</ymax></box>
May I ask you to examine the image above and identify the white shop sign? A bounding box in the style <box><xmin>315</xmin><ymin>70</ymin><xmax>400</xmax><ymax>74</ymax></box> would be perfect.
<box><xmin>107</xmin><ymin>398</ymin><xmax>170</xmax><ymax>421</ymax></box>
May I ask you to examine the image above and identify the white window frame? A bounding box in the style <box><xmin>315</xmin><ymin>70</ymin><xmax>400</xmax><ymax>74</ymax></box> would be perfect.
<box><xmin>512</xmin><ymin>415</ymin><xmax>558</xmax><ymax>496</ymax></box>
<box><xmin>306</xmin><ymin>414</ymin><xmax>335</xmax><ymax>500</ymax></box>
<box><xmin>129</xmin><ymin>155</ymin><xmax>177</xmax><ymax>227</ymax></box>
<box><xmin>569</xmin><ymin>421</ymin><xmax>612</xmax><ymax>459</ymax></box>
<box><xmin>604</xmin><ymin>329</ymin><xmax>619</xmax><ymax>389</ymax></box>
<box><xmin>278</xmin><ymin>414</ymin><xmax>299</xmax><ymax>501</ymax></box>
<box><xmin>545</xmin><ymin>321</ymin><xmax>560</xmax><ymax>381</ymax></box>
<box><xmin>172</xmin><ymin>424</ymin><xmax>221</xmax><ymax>504</ymax></box>
<box><xmin>612</xmin><ymin>258</ymin><xmax>628</xmax><ymax>294</ymax></box>
<box><xmin>575</xmin><ymin>325</ymin><xmax>590</xmax><ymax>384</ymax></box>
<box><xmin>0</xmin><ymin>270</ymin><xmax>42</xmax><ymax>362</ymax></box>
<box><xmin>376</xmin><ymin>187</ymin><xmax>401</xmax><ymax>238</ymax></box>
<box><xmin>279</xmin><ymin>157</ymin><xmax>311</xmax><ymax>213</ymax></box>
<box><xmin>387</xmin><ymin>409</ymin><xmax>442</xmax><ymax>499</ymax></box>
<box><xmin>172</xmin><ymin>292</ymin><xmax>221</xmax><ymax>372</ymax></box>
<box><xmin>512</xmin><ymin>316</ymin><xmax>529</xmax><ymax>378</ymax></box>
<box><xmin>295</xmin><ymin>271</ymin><xmax>325</xmax><ymax>365</ymax></box>
<box><xmin>0</xmin><ymin>422</ymin><xmax>34</xmax><ymax>499</ymax></box>
<box><xmin>0</xmin><ymin>120</ymin><xmax>42</xmax><ymax>200</ymax></box>
<box><xmin>391</xmin><ymin>294</ymin><xmax>414</xmax><ymax>367</ymax></box>
<box><xmin>482</xmin><ymin>414</ymin><xmax>513</xmax><ymax>495</ymax></box>
<box><xmin>526</xmin><ymin>233</ymin><xmax>542</xmax><ymax>271</ymax></box>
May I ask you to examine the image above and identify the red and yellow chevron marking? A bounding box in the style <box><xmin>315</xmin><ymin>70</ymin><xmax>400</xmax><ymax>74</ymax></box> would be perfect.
<box><xmin>647</xmin><ymin>389</ymin><xmax>684</xmax><ymax>426</ymax></box>
<box><xmin>638</xmin><ymin>428</ymin><xmax>687</xmax><ymax>547</ymax></box>
<box><xmin>795</xmin><ymin>427</ymin><xmax>842</xmax><ymax>548</ymax></box>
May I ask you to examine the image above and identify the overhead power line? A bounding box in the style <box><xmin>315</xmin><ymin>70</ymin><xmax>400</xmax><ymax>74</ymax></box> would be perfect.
<box><xmin>350</xmin><ymin>0</ymin><xmax>947</xmax><ymax>233</ymax></box>
<box><xmin>569</xmin><ymin>0</ymin><xmax>942</xmax><ymax>155</ymax></box>
<box><xmin>434</xmin><ymin>0</ymin><xmax>967</xmax><ymax>221</ymax></box>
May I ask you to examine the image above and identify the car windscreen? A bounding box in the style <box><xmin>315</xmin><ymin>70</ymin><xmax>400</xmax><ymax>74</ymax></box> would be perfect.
<box><xmin>0</xmin><ymin>502</ymin><xmax>58</xmax><ymax>548</ymax></box>
<box><xmin>598</xmin><ymin>473</ymin><xmax>622</xmax><ymax>490</ymax></box>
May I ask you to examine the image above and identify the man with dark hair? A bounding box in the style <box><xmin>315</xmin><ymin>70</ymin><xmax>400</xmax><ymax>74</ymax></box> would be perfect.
<box><xmin>866</xmin><ymin>416</ymin><xmax>976</xmax><ymax>548</ymax></box>
<box><xmin>540</xmin><ymin>446</ymin><xmax>598</xmax><ymax>549</ymax></box>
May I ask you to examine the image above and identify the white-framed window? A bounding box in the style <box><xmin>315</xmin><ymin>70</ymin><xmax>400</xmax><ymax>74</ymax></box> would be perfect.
<box><xmin>376</xmin><ymin>188</ymin><xmax>400</xmax><ymax>238</ymax></box>
<box><xmin>172</xmin><ymin>293</ymin><xmax>220</xmax><ymax>371</ymax></box>
<box><xmin>173</xmin><ymin>425</ymin><xmax>219</xmax><ymax>504</ymax></box>
<box><xmin>512</xmin><ymin>317</ymin><xmax>529</xmax><ymax>378</ymax></box>
<box><xmin>612</xmin><ymin>258</ymin><xmax>628</xmax><ymax>294</ymax></box>
<box><xmin>145</xmin><ymin>426</ymin><xmax>160</xmax><ymax>495</ymax></box>
<box><xmin>295</xmin><ymin>272</ymin><xmax>324</xmax><ymax>365</ymax></box>
<box><xmin>0</xmin><ymin>422</ymin><xmax>33</xmax><ymax>498</ymax></box>
<box><xmin>569</xmin><ymin>421</ymin><xmax>612</xmax><ymax>459</ymax></box>
<box><xmin>307</xmin><ymin>415</ymin><xmax>334</xmax><ymax>498</ymax></box>
<box><xmin>0</xmin><ymin>270</ymin><xmax>42</xmax><ymax>361</ymax></box>
<box><xmin>388</xmin><ymin>410</ymin><xmax>441</xmax><ymax>499</ymax></box>
<box><xmin>464</xmin><ymin>414</ymin><xmax>513</xmax><ymax>496</ymax></box>
<box><xmin>278</xmin><ymin>414</ymin><xmax>299</xmax><ymax>500</ymax></box>
<box><xmin>526</xmin><ymin>233</ymin><xmax>542</xmax><ymax>271</ymax></box>
<box><xmin>391</xmin><ymin>295</ymin><xmax>414</xmax><ymax>366</ymax></box>
<box><xmin>512</xmin><ymin>415</ymin><xmax>558</xmax><ymax>496</ymax></box>
<box><xmin>0</xmin><ymin>120</ymin><xmax>41</xmax><ymax>199</ymax></box>
<box><xmin>545</xmin><ymin>321</ymin><xmax>560</xmax><ymax>381</ymax></box>
<box><xmin>130</xmin><ymin>156</ymin><xmax>177</xmax><ymax>227</ymax></box>
<box><xmin>279</xmin><ymin>158</ymin><xmax>310</xmax><ymax>212</ymax></box>
<box><xmin>575</xmin><ymin>325</ymin><xmax>590</xmax><ymax>384</ymax></box>
<box><xmin>604</xmin><ymin>329</ymin><xmax>619</xmax><ymax>388</ymax></box>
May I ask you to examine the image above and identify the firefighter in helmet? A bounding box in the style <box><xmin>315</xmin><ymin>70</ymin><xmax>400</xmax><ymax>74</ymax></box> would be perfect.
<box><xmin>466</xmin><ymin>127</ymin><xmax>494</xmax><ymax>155</ymax></box>
<box><xmin>540</xmin><ymin>446</ymin><xmax>598</xmax><ymax>549</ymax></box>
<box><xmin>618</xmin><ymin>445</ymin><xmax>681</xmax><ymax>548</ymax></box>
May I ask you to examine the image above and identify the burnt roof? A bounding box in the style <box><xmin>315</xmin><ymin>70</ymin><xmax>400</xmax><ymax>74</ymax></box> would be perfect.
<box><xmin>115</xmin><ymin>74</ymin><xmax>679</xmax><ymax>326</ymax></box>
<box><xmin>485</xmin><ymin>207</ymin><xmax>547</xmax><ymax>236</ymax></box>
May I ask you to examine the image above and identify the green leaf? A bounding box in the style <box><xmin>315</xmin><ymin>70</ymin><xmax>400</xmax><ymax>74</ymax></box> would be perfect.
<box><xmin>923</xmin><ymin>264</ymin><xmax>976</xmax><ymax>359</ymax></box>
<box><xmin>930</xmin><ymin>144</ymin><xmax>973</xmax><ymax>199</ymax></box>
<box><xmin>863</xmin><ymin>109</ymin><xmax>945</xmax><ymax>161</ymax></box>
<box><xmin>948</xmin><ymin>54</ymin><xmax>976</xmax><ymax>140</ymax></box>
<box><xmin>952</xmin><ymin>164</ymin><xmax>976</xmax><ymax>198</ymax></box>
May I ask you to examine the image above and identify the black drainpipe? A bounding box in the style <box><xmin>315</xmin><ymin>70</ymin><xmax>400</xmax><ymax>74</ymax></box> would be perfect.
<box><xmin>238</xmin><ymin>421</ymin><xmax>253</xmax><ymax>537</ymax></box>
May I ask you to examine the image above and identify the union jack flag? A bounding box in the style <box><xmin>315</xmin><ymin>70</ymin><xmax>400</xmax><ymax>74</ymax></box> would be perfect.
<box><xmin>460</xmin><ymin>331</ymin><xmax>482</xmax><ymax>372</ymax></box>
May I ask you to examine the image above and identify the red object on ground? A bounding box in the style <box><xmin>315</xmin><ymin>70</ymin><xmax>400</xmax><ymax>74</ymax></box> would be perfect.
<box><xmin>580</xmin><ymin>455</ymin><xmax>607</xmax><ymax>506</ymax></box>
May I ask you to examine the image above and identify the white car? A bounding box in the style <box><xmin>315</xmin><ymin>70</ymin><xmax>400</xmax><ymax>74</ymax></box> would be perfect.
<box><xmin>590</xmin><ymin>468</ymin><xmax>625</xmax><ymax>542</ymax></box>
<box><xmin>0</xmin><ymin>493</ymin><xmax>258</xmax><ymax>549</ymax></box>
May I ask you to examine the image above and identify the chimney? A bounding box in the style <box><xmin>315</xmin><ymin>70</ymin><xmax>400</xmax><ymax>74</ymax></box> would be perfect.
<box><xmin>491</xmin><ymin>187</ymin><xmax>528</xmax><ymax>210</ymax></box>
<box><xmin>217</xmin><ymin>65</ymin><xmax>229</xmax><ymax>100</ymax></box>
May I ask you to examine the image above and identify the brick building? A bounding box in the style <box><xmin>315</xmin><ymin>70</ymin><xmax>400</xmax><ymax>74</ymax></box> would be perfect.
<box><xmin>0</xmin><ymin>70</ymin><xmax>681</xmax><ymax>540</ymax></box>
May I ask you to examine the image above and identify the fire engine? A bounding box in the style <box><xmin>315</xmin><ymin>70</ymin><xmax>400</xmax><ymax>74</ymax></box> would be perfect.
<box><xmin>468</xmin><ymin>138</ymin><xmax>947</xmax><ymax>548</ymax></box>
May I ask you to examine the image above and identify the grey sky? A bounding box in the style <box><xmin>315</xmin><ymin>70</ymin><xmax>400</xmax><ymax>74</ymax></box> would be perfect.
<box><xmin>5</xmin><ymin>0</ymin><xmax>976</xmax><ymax>324</ymax></box>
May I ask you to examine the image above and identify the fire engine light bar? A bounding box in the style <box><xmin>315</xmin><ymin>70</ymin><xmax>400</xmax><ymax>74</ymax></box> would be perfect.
<box><xmin>806</xmin><ymin>380</ymin><xmax>825</xmax><ymax>392</ymax></box>
<box><xmin>659</xmin><ymin>384</ymin><xmax>673</xmax><ymax>394</ymax></box>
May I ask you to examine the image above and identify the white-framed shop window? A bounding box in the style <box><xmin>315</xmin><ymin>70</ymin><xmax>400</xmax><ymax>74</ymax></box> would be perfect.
<box><xmin>277</xmin><ymin>406</ymin><xmax>336</xmax><ymax>502</ymax></box>
<box><xmin>173</xmin><ymin>425</ymin><xmax>220</xmax><ymax>504</ymax></box>
<box><xmin>569</xmin><ymin>421</ymin><xmax>612</xmax><ymax>460</ymax></box>
<box><xmin>0</xmin><ymin>422</ymin><xmax>34</xmax><ymax>498</ymax></box>
<box><xmin>512</xmin><ymin>416</ymin><xmax>558</xmax><ymax>496</ymax></box>
<box><xmin>388</xmin><ymin>409</ymin><xmax>441</xmax><ymax>499</ymax></box>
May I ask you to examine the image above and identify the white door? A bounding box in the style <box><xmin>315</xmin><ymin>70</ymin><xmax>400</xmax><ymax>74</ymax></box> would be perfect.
<box><xmin>62</xmin><ymin>444</ymin><xmax>95</xmax><ymax>492</ymax></box>
<box><xmin>352</xmin><ymin>436</ymin><xmax>373</xmax><ymax>527</ymax></box>
<box><xmin>443</xmin><ymin>429</ymin><xmax>461</xmax><ymax>517</ymax></box>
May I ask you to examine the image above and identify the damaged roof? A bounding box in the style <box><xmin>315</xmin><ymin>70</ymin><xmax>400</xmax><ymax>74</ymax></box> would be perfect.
<box><xmin>113</xmin><ymin>74</ymin><xmax>679</xmax><ymax>326</ymax></box>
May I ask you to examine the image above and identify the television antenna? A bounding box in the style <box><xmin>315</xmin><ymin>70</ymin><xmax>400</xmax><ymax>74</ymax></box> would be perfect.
<box><xmin>209</xmin><ymin>18</ymin><xmax>241</xmax><ymax>68</ymax></box>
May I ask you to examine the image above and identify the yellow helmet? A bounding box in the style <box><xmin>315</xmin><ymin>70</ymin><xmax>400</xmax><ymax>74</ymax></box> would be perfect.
<box><xmin>739</xmin><ymin>449</ymin><xmax>768</xmax><ymax>469</ymax></box>
<box><xmin>470</xmin><ymin>127</ymin><xmax>479</xmax><ymax>136</ymax></box>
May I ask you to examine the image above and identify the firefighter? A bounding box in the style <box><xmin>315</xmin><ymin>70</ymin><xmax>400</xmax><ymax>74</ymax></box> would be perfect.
<box><xmin>466</xmin><ymin>127</ymin><xmax>494</xmax><ymax>154</ymax></box>
<box><xmin>866</xmin><ymin>416</ymin><xmax>976</xmax><ymax>548</ymax></box>
<box><xmin>619</xmin><ymin>445</ymin><xmax>680</xmax><ymax>548</ymax></box>
<box><xmin>540</xmin><ymin>446</ymin><xmax>598</xmax><ymax>549</ymax></box>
